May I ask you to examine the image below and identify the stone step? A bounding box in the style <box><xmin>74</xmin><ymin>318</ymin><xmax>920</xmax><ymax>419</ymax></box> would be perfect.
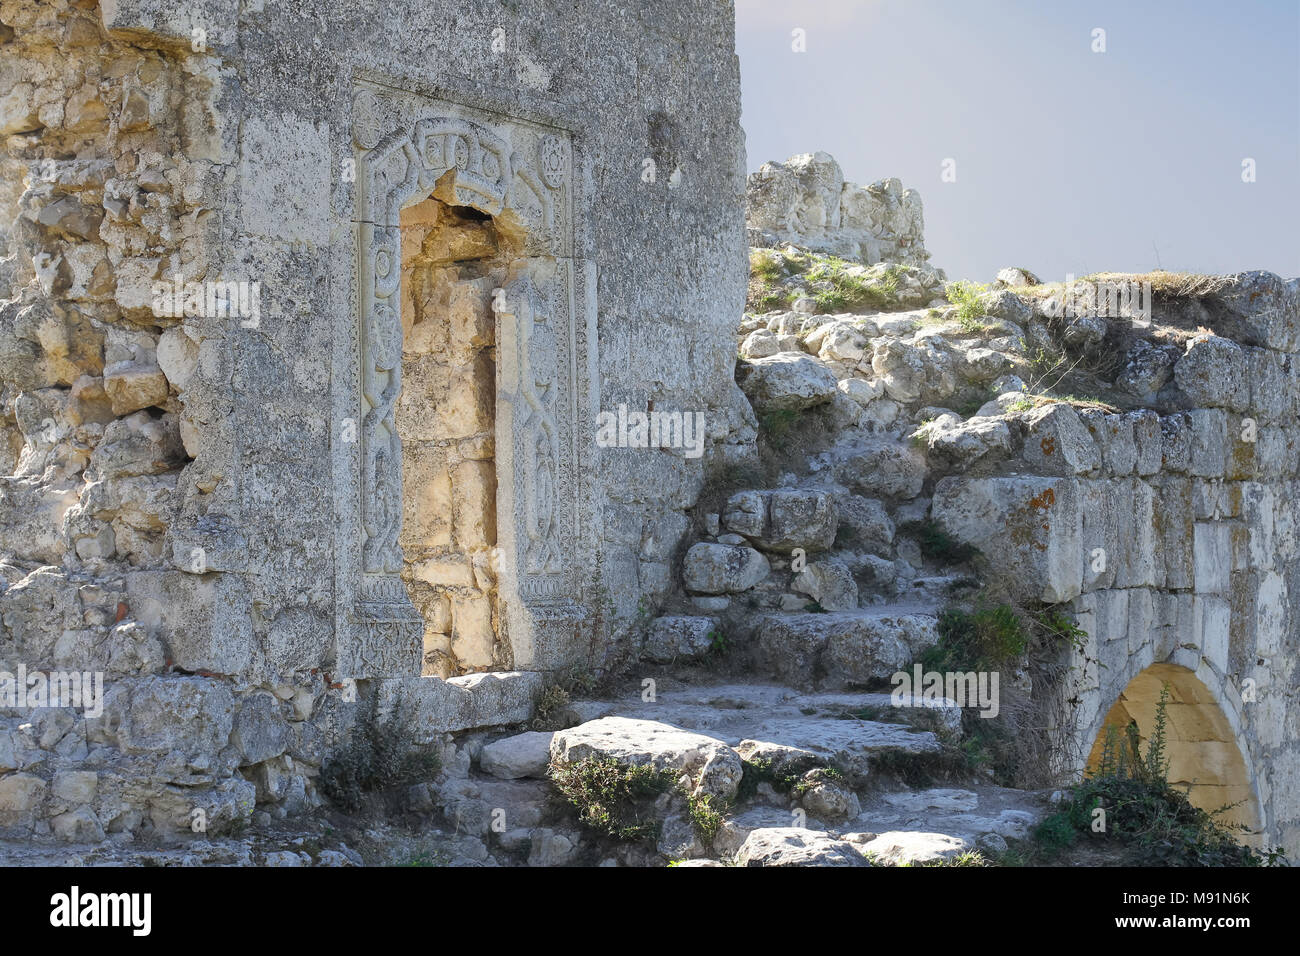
<box><xmin>711</xmin><ymin>784</ymin><xmax>1051</xmax><ymax>866</ymax></box>
<box><xmin>747</xmin><ymin>605</ymin><xmax>941</xmax><ymax>690</ymax></box>
<box><xmin>570</xmin><ymin>680</ymin><xmax>961</xmax><ymax>743</ymax></box>
<box><xmin>563</xmin><ymin>680</ymin><xmax>961</xmax><ymax>799</ymax></box>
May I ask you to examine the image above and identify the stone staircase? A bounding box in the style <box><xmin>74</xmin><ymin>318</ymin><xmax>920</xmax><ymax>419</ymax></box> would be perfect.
<box><xmin>450</xmin><ymin>676</ymin><xmax>1050</xmax><ymax>866</ymax></box>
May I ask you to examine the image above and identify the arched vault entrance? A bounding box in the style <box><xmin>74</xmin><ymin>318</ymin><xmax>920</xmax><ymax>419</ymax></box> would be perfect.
<box><xmin>1085</xmin><ymin>662</ymin><xmax>1262</xmax><ymax>840</ymax></box>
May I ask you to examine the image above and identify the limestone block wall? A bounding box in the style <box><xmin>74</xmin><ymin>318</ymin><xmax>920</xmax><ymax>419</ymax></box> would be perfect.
<box><xmin>0</xmin><ymin>0</ymin><xmax>747</xmax><ymax>840</ymax></box>
<box><xmin>932</xmin><ymin>277</ymin><xmax>1300</xmax><ymax>854</ymax></box>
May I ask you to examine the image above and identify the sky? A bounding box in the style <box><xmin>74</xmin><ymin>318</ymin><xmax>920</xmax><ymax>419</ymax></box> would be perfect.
<box><xmin>734</xmin><ymin>0</ymin><xmax>1300</xmax><ymax>283</ymax></box>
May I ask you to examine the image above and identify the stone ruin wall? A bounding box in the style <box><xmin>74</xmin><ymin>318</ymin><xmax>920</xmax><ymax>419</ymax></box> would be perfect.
<box><xmin>2</xmin><ymin>0</ymin><xmax>1297</xmax><ymax>857</ymax></box>
<box><xmin>0</xmin><ymin>0</ymin><xmax>749</xmax><ymax>842</ymax></box>
<box><xmin>932</xmin><ymin>337</ymin><xmax>1300</xmax><ymax>847</ymax></box>
<box><xmin>746</xmin><ymin>149</ymin><xmax>933</xmax><ymax>270</ymax></box>
<box><xmin>691</xmin><ymin>152</ymin><xmax>1300</xmax><ymax>853</ymax></box>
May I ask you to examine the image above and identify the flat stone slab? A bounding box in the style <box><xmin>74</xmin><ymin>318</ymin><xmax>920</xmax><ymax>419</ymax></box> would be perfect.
<box><xmin>881</xmin><ymin>788</ymin><xmax>979</xmax><ymax>813</ymax></box>
<box><xmin>735</xmin><ymin>827</ymin><xmax>870</xmax><ymax>867</ymax></box>
<box><xmin>567</xmin><ymin>683</ymin><xmax>941</xmax><ymax>788</ymax></box>
<box><xmin>857</xmin><ymin>785</ymin><xmax>1050</xmax><ymax>846</ymax></box>
<box><xmin>377</xmin><ymin>672</ymin><xmax>542</xmax><ymax>740</ymax></box>
<box><xmin>858</xmin><ymin>830</ymin><xmax>971</xmax><ymax>865</ymax></box>
<box><xmin>549</xmin><ymin>717</ymin><xmax>742</xmax><ymax>801</ymax></box>
<box><xmin>479</xmin><ymin>731</ymin><xmax>554</xmax><ymax>780</ymax></box>
<box><xmin>739</xmin><ymin>716</ymin><xmax>939</xmax><ymax>784</ymax></box>
<box><xmin>570</xmin><ymin>682</ymin><xmax>961</xmax><ymax>740</ymax></box>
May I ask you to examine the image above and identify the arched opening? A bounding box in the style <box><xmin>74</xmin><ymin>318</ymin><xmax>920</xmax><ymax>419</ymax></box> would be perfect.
<box><xmin>395</xmin><ymin>195</ymin><xmax>519</xmax><ymax>677</ymax></box>
<box><xmin>1085</xmin><ymin>662</ymin><xmax>1261</xmax><ymax>840</ymax></box>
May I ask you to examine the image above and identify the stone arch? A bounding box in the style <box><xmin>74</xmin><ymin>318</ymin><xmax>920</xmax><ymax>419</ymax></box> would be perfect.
<box><xmin>338</xmin><ymin>88</ymin><xmax>594</xmax><ymax>682</ymax></box>
<box><xmin>1084</xmin><ymin>662</ymin><xmax>1262</xmax><ymax>841</ymax></box>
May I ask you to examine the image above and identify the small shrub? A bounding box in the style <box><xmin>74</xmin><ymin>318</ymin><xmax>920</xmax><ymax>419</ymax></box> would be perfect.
<box><xmin>899</xmin><ymin>518</ymin><xmax>980</xmax><ymax>565</ymax></box>
<box><xmin>687</xmin><ymin>793</ymin><xmax>723</xmax><ymax>847</ymax></box>
<box><xmin>922</xmin><ymin>603</ymin><xmax>1027</xmax><ymax>673</ymax></box>
<box><xmin>758</xmin><ymin>407</ymin><xmax>800</xmax><ymax>442</ymax></box>
<box><xmin>531</xmin><ymin>683</ymin><xmax>572</xmax><ymax>731</ymax></box>
<box><xmin>814</xmin><ymin>287</ymin><xmax>847</xmax><ymax>312</ymax></box>
<box><xmin>1032</xmin><ymin>686</ymin><xmax>1285</xmax><ymax>866</ymax></box>
<box><xmin>944</xmin><ymin>280</ymin><xmax>992</xmax><ymax>330</ymax></box>
<box><xmin>754</xmin><ymin>290</ymin><xmax>790</xmax><ymax>312</ymax></box>
<box><xmin>318</xmin><ymin>695</ymin><xmax>442</xmax><ymax>812</ymax></box>
<box><xmin>738</xmin><ymin>757</ymin><xmax>813</xmax><ymax>798</ymax></box>
<box><xmin>749</xmin><ymin>248</ymin><xmax>785</xmax><ymax>282</ymax></box>
<box><xmin>1034</xmin><ymin>607</ymin><xmax>1089</xmax><ymax>654</ymax></box>
<box><xmin>549</xmin><ymin>756</ymin><xmax>677</xmax><ymax>843</ymax></box>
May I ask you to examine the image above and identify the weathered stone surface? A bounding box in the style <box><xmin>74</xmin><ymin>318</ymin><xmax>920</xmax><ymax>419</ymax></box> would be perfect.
<box><xmin>1021</xmin><ymin>403</ymin><xmax>1101</xmax><ymax>475</ymax></box>
<box><xmin>549</xmin><ymin>717</ymin><xmax>742</xmax><ymax>802</ymax></box>
<box><xmin>834</xmin><ymin>494</ymin><xmax>894</xmax><ymax>555</ymax></box>
<box><xmin>736</xmin><ymin>352</ymin><xmax>839</xmax><ymax>411</ymax></box>
<box><xmin>919</xmin><ymin>413</ymin><xmax>1012</xmax><ymax>471</ymax></box>
<box><xmin>752</xmin><ymin>610</ymin><xmax>940</xmax><ymax>689</ymax></box>
<box><xmin>723</xmin><ymin>488</ymin><xmax>837</xmax><ymax>553</ymax></box>
<box><xmin>641</xmin><ymin>615</ymin><xmax>719</xmax><ymax>663</ymax></box>
<box><xmin>748</xmin><ymin>152</ymin><xmax>930</xmax><ymax>267</ymax></box>
<box><xmin>791</xmin><ymin>559</ymin><xmax>859</xmax><ymax>611</ymax></box>
<box><xmin>735</xmin><ymin>827</ymin><xmax>870</xmax><ymax>867</ymax></box>
<box><xmin>102</xmin><ymin>360</ymin><xmax>168</xmax><ymax>416</ymax></box>
<box><xmin>837</xmin><ymin>440</ymin><xmax>927</xmax><ymax>499</ymax></box>
<box><xmin>106</xmin><ymin>676</ymin><xmax>235</xmax><ymax>760</ymax></box>
<box><xmin>375</xmin><ymin>672</ymin><xmax>542</xmax><ymax>741</ymax></box>
<box><xmin>858</xmin><ymin>830</ymin><xmax>971</xmax><ymax>865</ymax></box>
<box><xmin>798</xmin><ymin>773</ymin><xmax>862</xmax><ymax>822</ymax></box>
<box><xmin>1174</xmin><ymin>334</ymin><xmax>1248</xmax><ymax>411</ymax></box>
<box><xmin>682</xmin><ymin>542</ymin><xmax>770</xmax><ymax>595</ymax></box>
<box><xmin>932</xmin><ymin>476</ymin><xmax>1083</xmax><ymax>603</ymax></box>
<box><xmin>479</xmin><ymin>731</ymin><xmax>554</xmax><ymax>780</ymax></box>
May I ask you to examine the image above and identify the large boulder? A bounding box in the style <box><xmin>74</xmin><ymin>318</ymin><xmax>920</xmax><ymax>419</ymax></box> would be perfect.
<box><xmin>641</xmin><ymin>615</ymin><xmax>718</xmax><ymax>663</ymax></box>
<box><xmin>549</xmin><ymin>717</ymin><xmax>742</xmax><ymax>802</ymax></box>
<box><xmin>735</xmin><ymin>827</ymin><xmax>870</xmax><ymax>867</ymax></box>
<box><xmin>736</xmin><ymin>352</ymin><xmax>838</xmax><ymax>411</ymax></box>
<box><xmin>723</xmin><ymin>488</ymin><xmax>837</xmax><ymax>553</ymax></box>
<box><xmin>682</xmin><ymin>543</ymin><xmax>769</xmax><ymax>595</ymax></box>
<box><xmin>751</xmin><ymin>610</ymin><xmax>940</xmax><ymax>689</ymax></box>
<box><xmin>836</xmin><ymin>441</ymin><xmax>927</xmax><ymax>499</ymax></box>
<box><xmin>480</xmin><ymin>731</ymin><xmax>554</xmax><ymax>780</ymax></box>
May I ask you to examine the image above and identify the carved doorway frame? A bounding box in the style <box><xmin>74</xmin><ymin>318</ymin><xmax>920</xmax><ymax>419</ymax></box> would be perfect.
<box><xmin>335</xmin><ymin>79</ymin><xmax>596</xmax><ymax>680</ymax></box>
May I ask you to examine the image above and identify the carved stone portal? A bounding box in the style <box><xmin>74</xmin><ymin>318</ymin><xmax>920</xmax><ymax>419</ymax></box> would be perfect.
<box><xmin>340</xmin><ymin>84</ymin><xmax>592</xmax><ymax>679</ymax></box>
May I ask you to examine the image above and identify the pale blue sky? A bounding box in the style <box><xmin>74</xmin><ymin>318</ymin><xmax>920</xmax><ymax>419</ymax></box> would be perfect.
<box><xmin>735</xmin><ymin>0</ymin><xmax>1300</xmax><ymax>282</ymax></box>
